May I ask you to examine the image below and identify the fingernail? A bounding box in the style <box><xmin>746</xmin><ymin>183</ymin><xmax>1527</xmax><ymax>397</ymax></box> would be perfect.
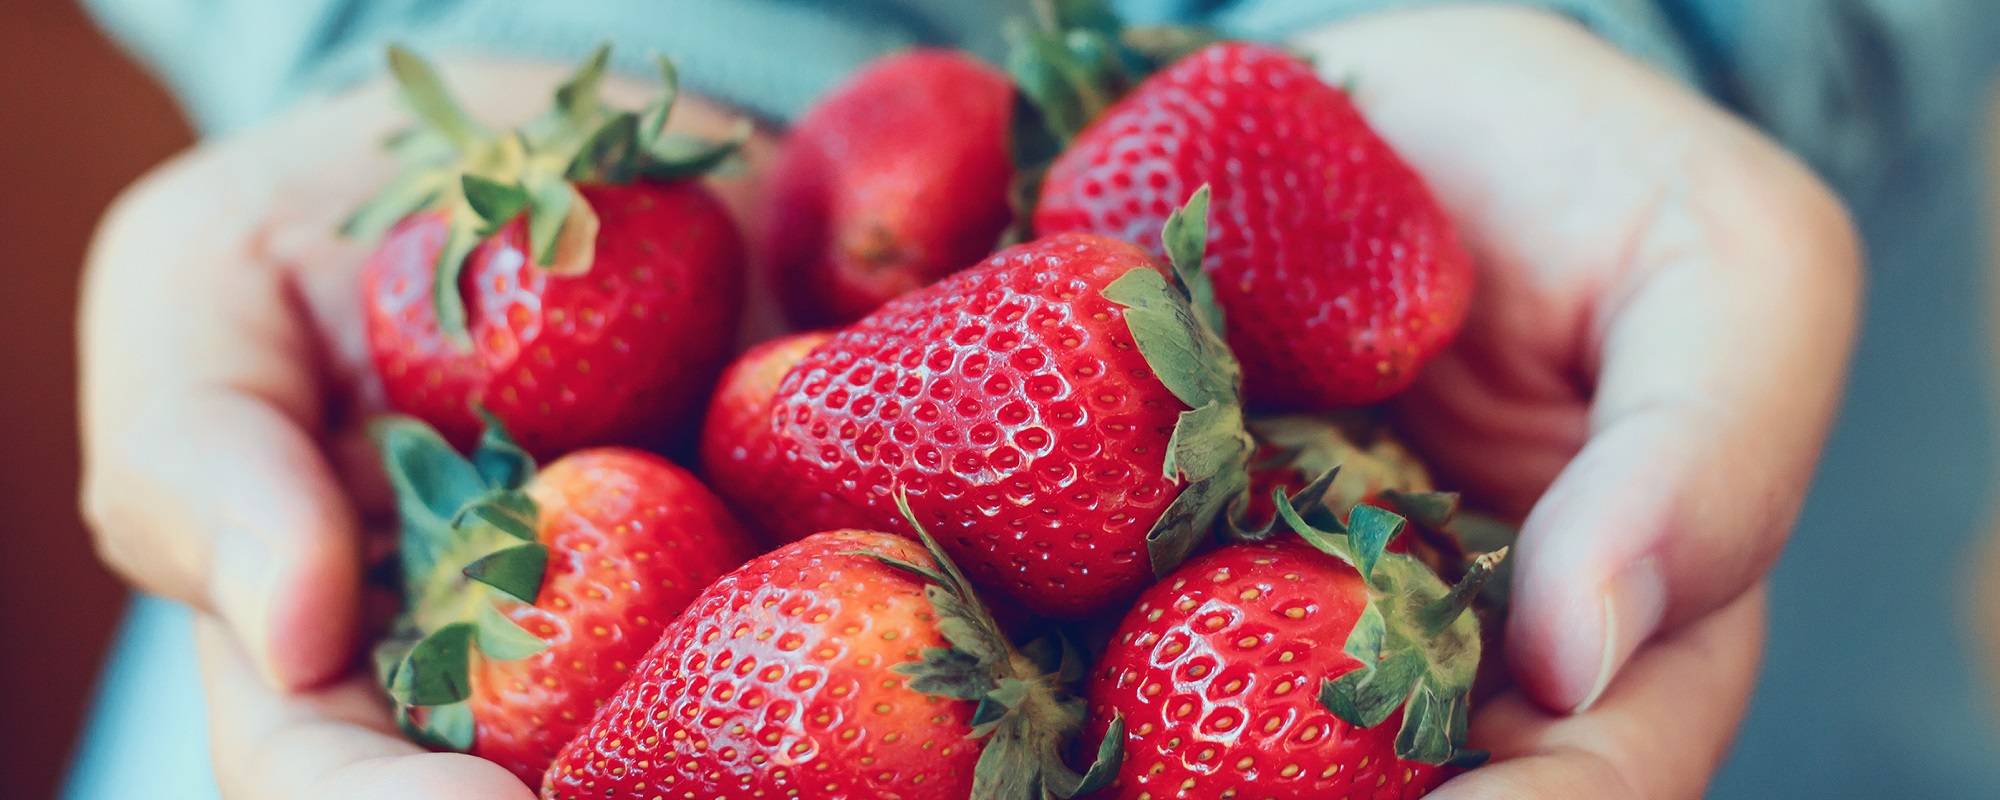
<box><xmin>1573</xmin><ymin>556</ymin><xmax>1667</xmax><ymax>714</ymax></box>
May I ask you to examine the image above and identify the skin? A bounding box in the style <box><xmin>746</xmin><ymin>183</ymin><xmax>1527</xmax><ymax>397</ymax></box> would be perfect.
<box><xmin>79</xmin><ymin>7</ymin><xmax>1855</xmax><ymax>799</ymax></box>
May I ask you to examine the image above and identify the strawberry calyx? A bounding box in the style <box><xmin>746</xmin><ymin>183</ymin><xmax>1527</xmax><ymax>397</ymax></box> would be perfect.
<box><xmin>1232</xmin><ymin>413</ymin><xmax>1519</xmax><ymax>608</ymax></box>
<box><xmin>343</xmin><ymin>43</ymin><xmax>749</xmax><ymax>346</ymax></box>
<box><xmin>853</xmin><ymin>491</ymin><xmax>1123</xmax><ymax>800</ymax></box>
<box><xmin>1267</xmin><ymin>480</ymin><xmax>1507</xmax><ymax>768</ymax></box>
<box><xmin>1000</xmin><ymin>0</ymin><xmax>1219</xmax><ymax>241</ymax></box>
<box><xmin>369</xmin><ymin>410</ymin><xmax>555</xmax><ymax>750</ymax></box>
<box><xmin>1101</xmin><ymin>186</ymin><xmax>1255</xmax><ymax>578</ymax></box>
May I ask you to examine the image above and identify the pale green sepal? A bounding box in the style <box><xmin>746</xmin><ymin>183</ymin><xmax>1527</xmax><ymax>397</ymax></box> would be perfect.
<box><xmin>1101</xmin><ymin>268</ymin><xmax>1235</xmax><ymax>412</ymax></box>
<box><xmin>525</xmin><ymin>176</ymin><xmax>578</xmax><ymax>268</ymax></box>
<box><xmin>1160</xmin><ymin>184</ymin><xmax>1222</xmax><ymax>335</ymax></box>
<box><xmin>1321</xmin><ymin>645</ymin><xmax>1425</xmax><ymax>729</ymax></box>
<box><xmin>640</xmin><ymin>120</ymin><xmax>751</xmax><ymax>181</ymax></box>
<box><xmin>370</xmin><ymin>416</ymin><xmax>490</xmax><ymax>586</ymax></box>
<box><xmin>399</xmin><ymin>701</ymin><xmax>475</xmax><ymax>751</ymax></box>
<box><xmin>341</xmin><ymin>168</ymin><xmax>449</xmax><ymax>240</ymax></box>
<box><xmin>430</xmin><ymin>218</ymin><xmax>481</xmax><ymax>347</ymax></box>
<box><xmin>1162</xmin><ymin>399</ymin><xmax>1247</xmax><ymax>482</ymax></box>
<box><xmin>459</xmin><ymin>174</ymin><xmax>529</xmax><ymax>232</ymax></box>
<box><xmin>473</xmin><ymin>600</ymin><xmax>550</xmax><ymax>660</ymax></box>
<box><xmin>1141</xmin><ymin>464</ymin><xmax>1249</xmax><ymax>579</ymax></box>
<box><xmin>392</xmin><ymin>622</ymin><xmax>475</xmax><ymax>706</ymax></box>
<box><xmin>638</xmin><ymin>53</ymin><xmax>680</xmax><ymax>147</ymax></box>
<box><xmin>470</xmin><ymin>407</ymin><xmax>536</xmax><ymax>489</ymax></box>
<box><xmin>1345</xmin><ymin>504</ymin><xmax>1407</xmax><ymax>584</ymax></box>
<box><xmin>552</xmin><ymin>43</ymin><xmax>612</xmax><ymax>122</ymax></box>
<box><xmin>387</xmin><ymin>45</ymin><xmax>486</xmax><ymax>150</ymax></box>
<box><xmin>461</xmin><ymin>543</ymin><xmax>549</xmax><ymax>603</ymax></box>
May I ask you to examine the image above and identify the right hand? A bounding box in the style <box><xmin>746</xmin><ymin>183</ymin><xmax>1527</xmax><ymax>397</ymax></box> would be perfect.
<box><xmin>78</xmin><ymin>56</ymin><xmax>771</xmax><ymax>798</ymax></box>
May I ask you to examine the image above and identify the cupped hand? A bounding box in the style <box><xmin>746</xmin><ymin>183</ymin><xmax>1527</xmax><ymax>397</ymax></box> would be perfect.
<box><xmin>78</xmin><ymin>55</ymin><xmax>771</xmax><ymax>797</ymax></box>
<box><xmin>1294</xmin><ymin>7</ymin><xmax>1858</xmax><ymax>796</ymax></box>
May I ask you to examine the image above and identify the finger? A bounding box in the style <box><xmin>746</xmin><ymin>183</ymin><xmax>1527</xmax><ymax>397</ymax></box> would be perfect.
<box><xmin>1430</xmin><ymin>584</ymin><xmax>1765</xmax><ymax>800</ymax></box>
<box><xmin>197</xmin><ymin>616</ymin><xmax>537</xmax><ymax>800</ymax></box>
<box><xmin>80</xmin><ymin>141</ymin><xmax>369</xmax><ymax>691</ymax></box>
<box><xmin>1296</xmin><ymin>7</ymin><xmax>1860</xmax><ymax>712</ymax></box>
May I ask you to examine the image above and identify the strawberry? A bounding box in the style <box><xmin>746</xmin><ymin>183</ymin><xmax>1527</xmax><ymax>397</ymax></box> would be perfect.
<box><xmin>699</xmin><ymin>331</ymin><xmax>833</xmax><ymax>537</ymax></box>
<box><xmin>1085</xmin><ymin>495</ymin><xmax>1503</xmax><ymax>800</ymax></box>
<box><xmin>370</xmin><ymin>412</ymin><xmax>758</xmax><ymax>786</ymax></box>
<box><xmin>766</xmin><ymin>49</ymin><xmax>1016</xmax><ymax>328</ymax></box>
<box><xmin>1031</xmin><ymin>42</ymin><xmax>1475</xmax><ymax>411</ymax></box>
<box><xmin>350</xmin><ymin>45</ymin><xmax>748</xmax><ymax>458</ymax></box>
<box><xmin>705</xmin><ymin>190</ymin><xmax>1254</xmax><ymax>619</ymax></box>
<box><xmin>543</xmin><ymin>496</ymin><xmax>1119</xmax><ymax>800</ymax></box>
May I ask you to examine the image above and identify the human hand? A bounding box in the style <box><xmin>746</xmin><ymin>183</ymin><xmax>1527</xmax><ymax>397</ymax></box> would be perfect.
<box><xmin>1291</xmin><ymin>7</ymin><xmax>1857</xmax><ymax>796</ymax></box>
<box><xmin>78</xmin><ymin>56</ymin><xmax>771</xmax><ymax>797</ymax></box>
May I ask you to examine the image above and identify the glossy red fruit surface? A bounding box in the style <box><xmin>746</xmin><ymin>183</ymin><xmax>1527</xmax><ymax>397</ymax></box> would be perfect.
<box><xmin>365</xmin><ymin>181</ymin><xmax>744</xmax><ymax>459</ymax></box>
<box><xmin>700</xmin><ymin>331</ymin><xmax>834</xmax><ymax>537</ymax></box>
<box><xmin>1087</xmin><ymin>537</ymin><xmax>1450</xmax><ymax>800</ymax></box>
<box><xmin>463</xmin><ymin>448</ymin><xmax>757</xmax><ymax>784</ymax></box>
<box><xmin>541</xmin><ymin>530</ymin><xmax>982</xmax><ymax>799</ymax></box>
<box><xmin>767</xmin><ymin>49</ymin><xmax>1015</xmax><ymax>328</ymax></box>
<box><xmin>715</xmin><ymin>234</ymin><xmax>1197</xmax><ymax>619</ymax></box>
<box><xmin>1035</xmin><ymin>42</ymin><xmax>1473</xmax><ymax>410</ymax></box>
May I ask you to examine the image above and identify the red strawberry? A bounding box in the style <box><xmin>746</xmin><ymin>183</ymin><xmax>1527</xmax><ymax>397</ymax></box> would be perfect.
<box><xmin>543</xmin><ymin>498</ymin><xmax>1117</xmax><ymax>800</ymax></box>
<box><xmin>707</xmin><ymin>191</ymin><xmax>1254</xmax><ymax>619</ymax></box>
<box><xmin>699</xmin><ymin>331</ymin><xmax>833</xmax><ymax>536</ymax></box>
<box><xmin>351</xmin><ymin>45</ymin><xmax>748</xmax><ymax>458</ymax></box>
<box><xmin>371</xmin><ymin>413</ymin><xmax>758</xmax><ymax>786</ymax></box>
<box><xmin>1033</xmin><ymin>42</ymin><xmax>1474</xmax><ymax>410</ymax></box>
<box><xmin>766</xmin><ymin>49</ymin><xmax>1016</xmax><ymax>328</ymax></box>
<box><xmin>1086</xmin><ymin>504</ymin><xmax>1502</xmax><ymax>800</ymax></box>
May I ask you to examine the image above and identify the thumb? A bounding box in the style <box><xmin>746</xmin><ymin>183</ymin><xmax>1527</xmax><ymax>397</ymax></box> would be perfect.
<box><xmin>1507</xmin><ymin>148</ymin><xmax>1859</xmax><ymax>713</ymax></box>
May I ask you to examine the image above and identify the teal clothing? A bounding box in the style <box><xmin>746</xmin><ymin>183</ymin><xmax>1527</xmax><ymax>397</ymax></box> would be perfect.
<box><xmin>66</xmin><ymin>1</ymin><xmax>2000</xmax><ymax>797</ymax></box>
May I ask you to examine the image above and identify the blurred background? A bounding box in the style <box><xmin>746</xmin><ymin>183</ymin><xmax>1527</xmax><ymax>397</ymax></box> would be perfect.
<box><xmin>0</xmin><ymin>1</ymin><xmax>190</xmax><ymax>798</ymax></box>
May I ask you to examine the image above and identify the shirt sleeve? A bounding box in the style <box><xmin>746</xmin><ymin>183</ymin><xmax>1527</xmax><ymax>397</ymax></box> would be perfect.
<box><xmin>78</xmin><ymin>0</ymin><xmax>1017</xmax><ymax>135</ymax></box>
<box><xmin>1118</xmin><ymin>0</ymin><xmax>1697</xmax><ymax>84</ymax></box>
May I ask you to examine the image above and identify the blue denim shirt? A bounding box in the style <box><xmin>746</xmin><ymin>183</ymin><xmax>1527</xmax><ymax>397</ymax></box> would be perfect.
<box><xmin>67</xmin><ymin>1</ymin><xmax>2000</xmax><ymax>797</ymax></box>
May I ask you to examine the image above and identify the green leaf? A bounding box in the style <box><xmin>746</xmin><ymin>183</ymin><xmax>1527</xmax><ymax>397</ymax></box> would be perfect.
<box><xmin>473</xmin><ymin>600</ymin><xmax>550</xmax><ymax>660</ymax></box>
<box><xmin>461</xmin><ymin>543</ymin><xmax>549</xmax><ymax>603</ymax></box>
<box><xmin>469</xmin><ymin>408</ymin><xmax>535</xmax><ymax>489</ymax></box>
<box><xmin>927</xmin><ymin>584</ymin><xmax>1009</xmax><ymax>667</ymax></box>
<box><xmin>400</xmin><ymin>701</ymin><xmax>475</xmax><ymax>751</ymax></box>
<box><xmin>895</xmin><ymin>646</ymin><xmax>992</xmax><ymax>700</ymax></box>
<box><xmin>340</xmin><ymin>168</ymin><xmax>448</xmax><ymax>241</ymax></box>
<box><xmin>1320</xmin><ymin>646</ymin><xmax>1425</xmax><ymax>730</ymax></box>
<box><xmin>639</xmin><ymin>122</ymin><xmax>750</xmax><ymax>181</ymax></box>
<box><xmin>525</xmin><ymin>177</ymin><xmax>578</xmax><ymax>268</ymax></box>
<box><xmin>566</xmin><ymin>111</ymin><xmax>641</xmax><ymax>183</ymax></box>
<box><xmin>1039</xmin><ymin>0</ymin><xmax>1123</xmax><ymax>37</ymax></box>
<box><xmin>1162</xmin><ymin>399</ymin><xmax>1246</xmax><ymax>482</ymax></box>
<box><xmin>1394</xmin><ymin>681</ymin><xmax>1472</xmax><ymax>765</ymax></box>
<box><xmin>1143</xmin><ymin>465</ymin><xmax>1249</xmax><ymax>578</ymax></box>
<box><xmin>638</xmin><ymin>53</ymin><xmax>680</xmax><ymax>147</ymax></box>
<box><xmin>1346</xmin><ymin>504</ymin><xmax>1407</xmax><ymax>584</ymax></box>
<box><xmin>429</xmin><ymin>217</ymin><xmax>482</xmax><ymax>347</ymax></box>
<box><xmin>1118</xmin><ymin>24</ymin><xmax>1223</xmax><ymax>70</ymax></box>
<box><xmin>1160</xmin><ymin>185</ymin><xmax>1223</xmax><ymax>336</ymax></box>
<box><xmin>1101</xmin><ymin>268</ymin><xmax>1236</xmax><ymax>411</ymax></box>
<box><xmin>1069</xmin><ymin>714</ymin><xmax>1124</xmax><ymax>796</ymax></box>
<box><xmin>849</xmin><ymin>551</ymin><xmax>953</xmax><ymax>590</ymax></box>
<box><xmin>1273</xmin><ymin>489</ymin><xmax>1357</xmax><ymax>567</ymax></box>
<box><xmin>457</xmin><ymin>492</ymin><xmax>539</xmax><ymax>541</ymax></box>
<box><xmin>393</xmin><ymin>622</ymin><xmax>475</xmax><ymax>706</ymax></box>
<box><xmin>371</xmin><ymin>416</ymin><xmax>490</xmax><ymax>587</ymax></box>
<box><xmin>459</xmin><ymin>174</ymin><xmax>529</xmax><ymax>232</ymax></box>
<box><xmin>386</xmin><ymin>45</ymin><xmax>485</xmax><ymax>150</ymax></box>
<box><xmin>552</xmin><ymin>43</ymin><xmax>612</xmax><ymax>122</ymax></box>
<box><xmin>1382</xmin><ymin>489</ymin><xmax>1460</xmax><ymax>530</ymax></box>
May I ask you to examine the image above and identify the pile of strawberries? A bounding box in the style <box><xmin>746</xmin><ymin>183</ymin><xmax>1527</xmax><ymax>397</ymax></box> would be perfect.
<box><xmin>350</xmin><ymin>6</ymin><xmax>1511</xmax><ymax>799</ymax></box>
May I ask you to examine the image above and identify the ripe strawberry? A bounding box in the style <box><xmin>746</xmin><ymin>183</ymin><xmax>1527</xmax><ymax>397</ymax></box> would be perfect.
<box><xmin>1032</xmin><ymin>42</ymin><xmax>1474</xmax><ymax>410</ymax></box>
<box><xmin>1086</xmin><ymin>499</ymin><xmax>1502</xmax><ymax>800</ymax></box>
<box><xmin>706</xmin><ymin>190</ymin><xmax>1254</xmax><ymax>619</ymax></box>
<box><xmin>766</xmin><ymin>49</ymin><xmax>1015</xmax><ymax>328</ymax></box>
<box><xmin>543</xmin><ymin>497</ymin><xmax>1118</xmax><ymax>800</ymax></box>
<box><xmin>699</xmin><ymin>331</ymin><xmax>833</xmax><ymax>537</ymax></box>
<box><xmin>351</xmin><ymin>45</ymin><xmax>748</xmax><ymax>458</ymax></box>
<box><xmin>371</xmin><ymin>413</ymin><xmax>758</xmax><ymax>786</ymax></box>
